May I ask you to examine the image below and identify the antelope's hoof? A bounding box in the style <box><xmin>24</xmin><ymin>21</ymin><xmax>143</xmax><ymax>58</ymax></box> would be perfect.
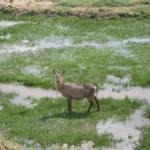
<box><xmin>67</xmin><ymin>110</ymin><xmax>72</xmax><ymax>113</ymax></box>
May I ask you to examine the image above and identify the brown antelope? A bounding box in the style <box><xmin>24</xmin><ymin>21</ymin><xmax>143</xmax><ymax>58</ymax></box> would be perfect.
<box><xmin>53</xmin><ymin>69</ymin><xmax>100</xmax><ymax>113</ymax></box>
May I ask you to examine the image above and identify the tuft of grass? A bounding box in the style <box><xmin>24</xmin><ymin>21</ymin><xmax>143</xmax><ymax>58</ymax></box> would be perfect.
<box><xmin>136</xmin><ymin>126</ymin><xmax>150</xmax><ymax>150</ymax></box>
<box><xmin>136</xmin><ymin>105</ymin><xmax>150</xmax><ymax>150</ymax></box>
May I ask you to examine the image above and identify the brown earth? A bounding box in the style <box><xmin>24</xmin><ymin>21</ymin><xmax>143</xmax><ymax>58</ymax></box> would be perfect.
<box><xmin>0</xmin><ymin>0</ymin><xmax>149</xmax><ymax>18</ymax></box>
<box><xmin>0</xmin><ymin>137</ymin><xmax>19</xmax><ymax>150</ymax></box>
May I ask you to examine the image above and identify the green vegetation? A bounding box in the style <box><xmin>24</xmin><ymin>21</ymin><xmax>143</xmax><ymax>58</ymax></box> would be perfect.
<box><xmin>53</xmin><ymin>0</ymin><xmax>150</xmax><ymax>7</ymax></box>
<box><xmin>0</xmin><ymin>92</ymin><xmax>141</xmax><ymax>147</ymax></box>
<box><xmin>136</xmin><ymin>106</ymin><xmax>150</xmax><ymax>150</ymax></box>
<box><xmin>0</xmin><ymin>13</ymin><xmax>150</xmax><ymax>88</ymax></box>
<box><xmin>0</xmin><ymin>10</ymin><xmax>150</xmax><ymax>149</ymax></box>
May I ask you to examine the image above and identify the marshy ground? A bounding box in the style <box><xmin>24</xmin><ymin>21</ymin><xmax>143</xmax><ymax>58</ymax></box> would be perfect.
<box><xmin>0</xmin><ymin>2</ymin><xmax>150</xmax><ymax>149</ymax></box>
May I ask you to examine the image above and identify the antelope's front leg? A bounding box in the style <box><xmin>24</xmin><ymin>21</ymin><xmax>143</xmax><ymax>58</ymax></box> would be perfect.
<box><xmin>87</xmin><ymin>99</ymin><xmax>93</xmax><ymax>113</ymax></box>
<box><xmin>67</xmin><ymin>97</ymin><xmax>72</xmax><ymax>113</ymax></box>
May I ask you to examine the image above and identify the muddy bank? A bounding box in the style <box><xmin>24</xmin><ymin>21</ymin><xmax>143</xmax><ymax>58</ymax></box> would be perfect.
<box><xmin>0</xmin><ymin>0</ymin><xmax>149</xmax><ymax>18</ymax></box>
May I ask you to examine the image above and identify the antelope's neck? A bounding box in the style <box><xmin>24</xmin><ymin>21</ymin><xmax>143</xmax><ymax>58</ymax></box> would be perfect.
<box><xmin>57</xmin><ymin>82</ymin><xmax>64</xmax><ymax>92</ymax></box>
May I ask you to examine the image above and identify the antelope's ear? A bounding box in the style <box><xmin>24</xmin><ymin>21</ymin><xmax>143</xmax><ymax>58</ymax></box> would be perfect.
<box><xmin>53</xmin><ymin>69</ymin><xmax>56</xmax><ymax>74</ymax></box>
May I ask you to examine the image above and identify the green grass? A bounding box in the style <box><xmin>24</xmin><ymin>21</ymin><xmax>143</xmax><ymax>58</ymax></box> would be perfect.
<box><xmin>53</xmin><ymin>0</ymin><xmax>150</xmax><ymax>7</ymax></box>
<box><xmin>0</xmin><ymin>92</ymin><xmax>141</xmax><ymax>147</ymax></box>
<box><xmin>136</xmin><ymin>106</ymin><xmax>150</xmax><ymax>150</ymax></box>
<box><xmin>0</xmin><ymin>13</ymin><xmax>150</xmax><ymax>88</ymax></box>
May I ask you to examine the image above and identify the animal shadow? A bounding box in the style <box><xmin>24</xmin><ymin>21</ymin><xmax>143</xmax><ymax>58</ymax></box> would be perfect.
<box><xmin>40</xmin><ymin>111</ymin><xmax>96</xmax><ymax>122</ymax></box>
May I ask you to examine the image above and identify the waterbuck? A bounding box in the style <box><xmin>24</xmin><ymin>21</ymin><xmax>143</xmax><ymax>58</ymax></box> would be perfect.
<box><xmin>53</xmin><ymin>70</ymin><xmax>100</xmax><ymax>113</ymax></box>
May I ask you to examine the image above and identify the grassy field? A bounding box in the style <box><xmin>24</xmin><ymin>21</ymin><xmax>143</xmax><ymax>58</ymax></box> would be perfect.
<box><xmin>53</xmin><ymin>0</ymin><xmax>150</xmax><ymax>7</ymax></box>
<box><xmin>0</xmin><ymin>92</ymin><xmax>142</xmax><ymax>148</ymax></box>
<box><xmin>0</xmin><ymin>11</ymin><xmax>150</xmax><ymax>149</ymax></box>
<box><xmin>0</xmin><ymin>13</ymin><xmax>150</xmax><ymax>89</ymax></box>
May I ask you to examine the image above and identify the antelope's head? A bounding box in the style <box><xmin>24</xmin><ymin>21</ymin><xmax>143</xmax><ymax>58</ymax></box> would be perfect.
<box><xmin>53</xmin><ymin>69</ymin><xmax>64</xmax><ymax>84</ymax></box>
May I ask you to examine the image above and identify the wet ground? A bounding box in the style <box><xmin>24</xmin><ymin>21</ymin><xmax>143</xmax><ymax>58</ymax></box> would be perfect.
<box><xmin>0</xmin><ymin>16</ymin><xmax>150</xmax><ymax>149</ymax></box>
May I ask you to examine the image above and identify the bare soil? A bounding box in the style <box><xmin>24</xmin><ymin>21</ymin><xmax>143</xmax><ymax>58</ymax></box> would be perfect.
<box><xmin>0</xmin><ymin>0</ymin><xmax>148</xmax><ymax>17</ymax></box>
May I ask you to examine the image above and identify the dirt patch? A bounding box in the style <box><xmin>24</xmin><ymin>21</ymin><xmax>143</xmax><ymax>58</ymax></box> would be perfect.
<box><xmin>0</xmin><ymin>0</ymin><xmax>56</xmax><ymax>14</ymax></box>
<box><xmin>0</xmin><ymin>0</ymin><xmax>149</xmax><ymax>18</ymax></box>
<box><xmin>0</xmin><ymin>136</ymin><xmax>19</xmax><ymax>150</ymax></box>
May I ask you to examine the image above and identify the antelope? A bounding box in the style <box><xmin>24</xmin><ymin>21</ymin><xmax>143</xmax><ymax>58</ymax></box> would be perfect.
<box><xmin>53</xmin><ymin>69</ymin><xmax>100</xmax><ymax>113</ymax></box>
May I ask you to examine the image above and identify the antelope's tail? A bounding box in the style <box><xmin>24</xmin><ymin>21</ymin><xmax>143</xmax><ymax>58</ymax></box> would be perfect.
<box><xmin>93</xmin><ymin>85</ymin><xmax>98</xmax><ymax>100</ymax></box>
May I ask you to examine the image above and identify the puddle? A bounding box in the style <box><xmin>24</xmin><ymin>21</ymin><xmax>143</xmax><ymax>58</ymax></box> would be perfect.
<box><xmin>57</xmin><ymin>25</ymin><xmax>69</xmax><ymax>31</ymax></box>
<box><xmin>105</xmin><ymin>75</ymin><xmax>130</xmax><ymax>85</ymax></box>
<box><xmin>38</xmin><ymin>36</ymin><xmax>74</xmax><ymax>49</ymax></box>
<box><xmin>124</xmin><ymin>37</ymin><xmax>150</xmax><ymax>43</ymax></box>
<box><xmin>10</xmin><ymin>95</ymin><xmax>34</xmax><ymax>108</ymax></box>
<box><xmin>98</xmin><ymin>86</ymin><xmax>150</xmax><ymax>104</ymax></box>
<box><xmin>0</xmin><ymin>83</ymin><xmax>150</xmax><ymax>104</ymax></box>
<box><xmin>46</xmin><ymin>141</ymin><xmax>96</xmax><ymax>150</ymax></box>
<box><xmin>0</xmin><ymin>83</ymin><xmax>61</xmax><ymax>99</ymax></box>
<box><xmin>102</xmin><ymin>75</ymin><xmax>131</xmax><ymax>92</ymax></box>
<box><xmin>0</xmin><ymin>36</ymin><xmax>149</xmax><ymax>56</ymax></box>
<box><xmin>0</xmin><ymin>105</ymin><xmax>4</xmax><ymax>111</ymax></box>
<box><xmin>0</xmin><ymin>36</ymin><xmax>74</xmax><ymax>55</ymax></box>
<box><xmin>80</xmin><ymin>37</ymin><xmax>150</xmax><ymax>57</ymax></box>
<box><xmin>0</xmin><ymin>34</ymin><xmax>11</xmax><ymax>39</ymax></box>
<box><xmin>80</xmin><ymin>41</ymin><xmax>103</xmax><ymax>49</ymax></box>
<box><xmin>20</xmin><ymin>139</ymin><xmax>96</xmax><ymax>150</ymax></box>
<box><xmin>22</xmin><ymin>65</ymin><xmax>45</xmax><ymax>77</ymax></box>
<box><xmin>0</xmin><ymin>43</ymin><xmax>37</xmax><ymax>54</ymax></box>
<box><xmin>0</xmin><ymin>20</ymin><xmax>24</xmax><ymax>28</ymax></box>
<box><xmin>97</xmin><ymin>106</ymin><xmax>150</xmax><ymax>150</ymax></box>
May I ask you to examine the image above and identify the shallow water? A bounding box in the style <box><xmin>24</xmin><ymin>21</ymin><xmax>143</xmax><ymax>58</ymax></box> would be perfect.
<box><xmin>38</xmin><ymin>36</ymin><xmax>74</xmax><ymax>49</ymax></box>
<box><xmin>98</xmin><ymin>86</ymin><xmax>150</xmax><ymax>104</ymax></box>
<box><xmin>0</xmin><ymin>83</ymin><xmax>150</xmax><ymax>104</ymax></box>
<box><xmin>0</xmin><ymin>36</ymin><xmax>149</xmax><ymax>56</ymax></box>
<box><xmin>0</xmin><ymin>34</ymin><xmax>11</xmax><ymax>39</ymax></box>
<box><xmin>0</xmin><ymin>105</ymin><xmax>3</xmax><ymax>111</ymax></box>
<box><xmin>0</xmin><ymin>20</ymin><xmax>24</xmax><ymax>28</ymax></box>
<box><xmin>97</xmin><ymin>106</ymin><xmax>150</xmax><ymax>150</ymax></box>
<box><xmin>0</xmin><ymin>83</ymin><xmax>61</xmax><ymax>99</ymax></box>
<box><xmin>10</xmin><ymin>95</ymin><xmax>34</xmax><ymax>108</ymax></box>
<box><xmin>22</xmin><ymin>65</ymin><xmax>44</xmax><ymax>77</ymax></box>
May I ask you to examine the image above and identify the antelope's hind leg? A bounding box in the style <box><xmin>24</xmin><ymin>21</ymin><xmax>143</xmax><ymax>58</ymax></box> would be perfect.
<box><xmin>93</xmin><ymin>97</ymin><xmax>100</xmax><ymax>111</ymax></box>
